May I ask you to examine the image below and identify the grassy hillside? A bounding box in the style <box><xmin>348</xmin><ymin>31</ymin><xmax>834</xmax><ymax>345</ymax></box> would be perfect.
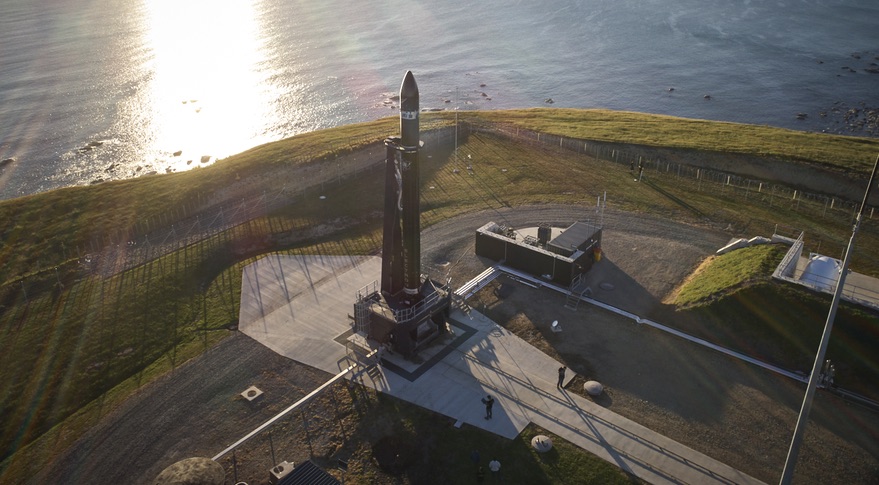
<box><xmin>672</xmin><ymin>244</ymin><xmax>788</xmax><ymax>308</ymax></box>
<box><xmin>1</xmin><ymin>109</ymin><xmax>878</xmax><ymax>481</ymax></box>
<box><xmin>460</xmin><ymin>108</ymin><xmax>879</xmax><ymax>174</ymax></box>
<box><xmin>0</xmin><ymin>118</ymin><xmax>402</xmax><ymax>285</ymax></box>
<box><xmin>668</xmin><ymin>244</ymin><xmax>879</xmax><ymax>397</ymax></box>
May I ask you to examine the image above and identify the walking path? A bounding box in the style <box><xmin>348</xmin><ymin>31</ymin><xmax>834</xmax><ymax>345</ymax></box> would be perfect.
<box><xmin>238</xmin><ymin>254</ymin><xmax>764</xmax><ymax>485</ymax></box>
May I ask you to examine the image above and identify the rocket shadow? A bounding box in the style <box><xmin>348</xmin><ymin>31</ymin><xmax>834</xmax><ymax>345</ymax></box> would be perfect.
<box><xmin>580</xmin><ymin>256</ymin><xmax>664</xmax><ymax>318</ymax></box>
<box><xmin>481</xmin><ymin>258</ymin><xmax>745</xmax><ymax>427</ymax></box>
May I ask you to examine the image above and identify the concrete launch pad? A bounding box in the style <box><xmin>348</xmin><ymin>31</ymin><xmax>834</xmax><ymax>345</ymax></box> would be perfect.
<box><xmin>238</xmin><ymin>254</ymin><xmax>532</xmax><ymax>437</ymax></box>
<box><xmin>238</xmin><ymin>254</ymin><xmax>764</xmax><ymax>485</ymax></box>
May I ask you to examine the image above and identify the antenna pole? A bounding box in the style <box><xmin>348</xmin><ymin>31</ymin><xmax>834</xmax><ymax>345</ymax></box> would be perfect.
<box><xmin>779</xmin><ymin>154</ymin><xmax>879</xmax><ymax>484</ymax></box>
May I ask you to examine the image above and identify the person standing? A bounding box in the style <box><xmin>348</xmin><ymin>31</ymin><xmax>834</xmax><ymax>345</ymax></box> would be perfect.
<box><xmin>557</xmin><ymin>366</ymin><xmax>566</xmax><ymax>388</ymax></box>
<box><xmin>481</xmin><ymin>394</ymin><xmax>494</xmax><ymax>419</ymax></box>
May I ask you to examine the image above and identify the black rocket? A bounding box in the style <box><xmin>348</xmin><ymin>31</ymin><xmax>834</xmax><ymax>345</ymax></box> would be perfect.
<box><xmin>399</xmin><ymin>71</ymin><xmax>421</xmax><ymax>295</ymax></box>
<box><xmin>380</xmin><ymin>71</ymin><xmax>422</xmax><ymax>298</ymax></box>
<box><xmin>366</xmin><ymin>71</ymin><xmax>451</xmax><ymax>357</ymax></box>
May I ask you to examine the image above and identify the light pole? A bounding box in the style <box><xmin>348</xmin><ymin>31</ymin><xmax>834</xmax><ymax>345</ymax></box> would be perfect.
<box><xmin>779</xmin><ymin>154</ymin><xmax>879</xmax><ymax>484</ymax></box>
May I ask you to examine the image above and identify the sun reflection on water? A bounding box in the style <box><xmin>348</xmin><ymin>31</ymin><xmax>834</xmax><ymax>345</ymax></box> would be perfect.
<box><xmin>140</xmin><ymin>0</ymin><xmax>279</xmax><ymax>171</ymax></box>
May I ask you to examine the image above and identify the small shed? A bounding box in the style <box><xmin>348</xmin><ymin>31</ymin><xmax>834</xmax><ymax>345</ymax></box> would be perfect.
<box><xmin>475</xmin><ymin>221</ymin><xmax>602</xmax><ymax>286</ymax></box>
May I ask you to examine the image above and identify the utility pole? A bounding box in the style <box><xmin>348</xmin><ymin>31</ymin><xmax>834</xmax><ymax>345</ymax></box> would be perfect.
<box><xmin>779</xmin><ymin>154</ymin><xmax>879</xmax><ymax>484</ymax></box>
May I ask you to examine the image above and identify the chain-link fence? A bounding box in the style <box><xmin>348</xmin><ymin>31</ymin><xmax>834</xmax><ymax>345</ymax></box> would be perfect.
<box><xmin>4</xmin><ymin>120</ymin><xmax>874</xmax><ymax>308</ymax></box>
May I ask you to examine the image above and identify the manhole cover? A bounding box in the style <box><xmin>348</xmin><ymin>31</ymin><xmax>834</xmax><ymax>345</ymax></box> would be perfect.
<box><xmin>599</xmin><ymin>282</ymin><xmax>615</xmax><ymax>291</ymax></box>
<box><xmin>240</xmin><ymin>386</ymin><xmax>264</xmax><ymax>402</ymax></box>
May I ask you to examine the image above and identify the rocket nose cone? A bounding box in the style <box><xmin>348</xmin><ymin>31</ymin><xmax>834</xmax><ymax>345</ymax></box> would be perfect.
<box><xmin>401</xmin><ymin>71</ymin><xmax>419</xmax><ymax>101</ymax></box>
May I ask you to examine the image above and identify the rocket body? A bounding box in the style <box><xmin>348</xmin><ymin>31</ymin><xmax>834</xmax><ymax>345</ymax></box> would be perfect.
<box><xmin>380</xmin><ymin>139</ymin><xmax>404</xmax><ymax>296</ymax></box>
<box><xmin>399</xmin><ymin>71</ymin><xmax>421</xmax><ymax>295</ymax></box>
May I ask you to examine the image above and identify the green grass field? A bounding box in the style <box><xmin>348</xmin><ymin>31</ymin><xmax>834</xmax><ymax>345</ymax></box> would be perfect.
<box><xmin>668</xmin><ymin>244</ymin><xmax>879</xmax><ymax>395</ymax></box>
<box><xmin>464</xmin><ymin>108</ymin><xmax>879</xmax><ymax>173</ymax></box>
<box><xmin>1</xmin><ymin>109</ymin><xmax>878</xmax><ymax>482</ymax></box>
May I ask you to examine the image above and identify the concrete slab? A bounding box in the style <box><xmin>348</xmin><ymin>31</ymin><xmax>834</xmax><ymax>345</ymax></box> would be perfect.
<box><xmin>238</xmin><ymin>254</ymin><xmax>764</xmax><ymax>485</ymax></box>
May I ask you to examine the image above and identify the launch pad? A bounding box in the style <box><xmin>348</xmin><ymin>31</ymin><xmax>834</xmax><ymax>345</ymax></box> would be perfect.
<box><xmin>353</xmin><ymin>276</ymin><xmax>451</xmax><ymax>359</ymax></box>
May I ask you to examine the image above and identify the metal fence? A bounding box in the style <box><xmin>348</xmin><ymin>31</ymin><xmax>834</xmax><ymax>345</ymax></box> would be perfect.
<box><xmin>467</xmin><ymin>121</ymin><xmax>877</xmax><ymax>226</ymax></box>
<box><xmin>4</xmin><ymin>120</ymin><xmax>875</xmax><ymax>304</ymax></box>
<box><xmin>2</xmin><ymin>125</ymin><xmax>458</xmax><ymax>298</ymax></box>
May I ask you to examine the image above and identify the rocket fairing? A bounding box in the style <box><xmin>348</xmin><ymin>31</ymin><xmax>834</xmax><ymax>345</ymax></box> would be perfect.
<box><xmin>399</xmin><ymin>71</ymin><xmax>422</xmax><ymax>295</ymax></box>
<box><xmin>400</xmin><ymin>71</ymin><xmax>419</xmax><ymax>148</ymax></box>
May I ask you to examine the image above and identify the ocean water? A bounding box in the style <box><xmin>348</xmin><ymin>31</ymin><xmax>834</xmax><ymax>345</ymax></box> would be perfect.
<box><xmin>0</xmin><ymin>0</ymin><xmax>877</xmax><ymax>200</ymax></box>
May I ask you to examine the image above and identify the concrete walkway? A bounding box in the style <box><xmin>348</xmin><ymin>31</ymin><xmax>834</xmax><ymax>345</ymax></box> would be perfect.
<box><xmin>238</xmin><ymin>255</ymin><xmax>764</xmax><ymax>485</ymax></box>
